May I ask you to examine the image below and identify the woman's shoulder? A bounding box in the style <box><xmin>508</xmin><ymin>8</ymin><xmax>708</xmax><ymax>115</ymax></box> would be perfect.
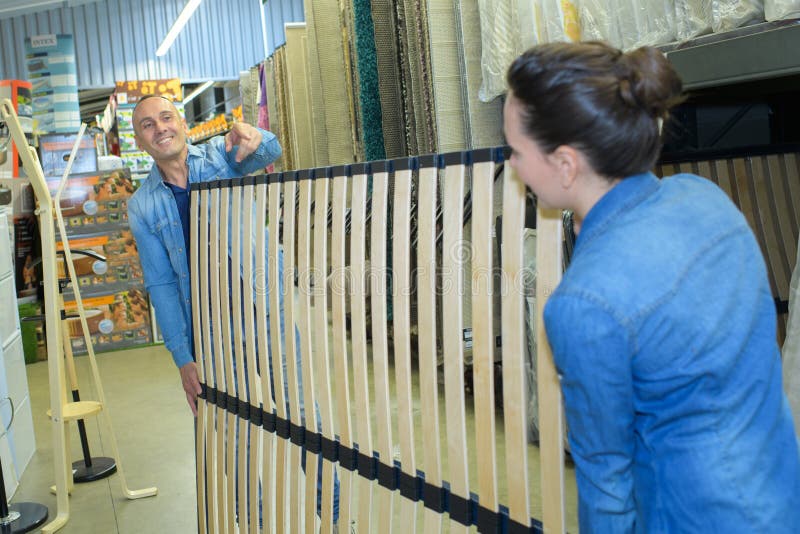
<box><xmin>661</xmin><ymin>172</ymin><xmax>734</xmax><ymax>204</ymax></box>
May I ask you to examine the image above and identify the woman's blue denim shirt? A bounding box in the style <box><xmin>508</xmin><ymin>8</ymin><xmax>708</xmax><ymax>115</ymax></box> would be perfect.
<box><xmin>127</xmin><ymin>130</ymin><xmax>281</xmax><ymax>369</ymax></box>
<box><xmin>544</xmin><ymin>172</ymin><xmax>800</xmax><ymax>532</ymax></box>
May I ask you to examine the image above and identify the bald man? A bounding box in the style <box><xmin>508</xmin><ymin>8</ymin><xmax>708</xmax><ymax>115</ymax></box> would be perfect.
<box><xmin>128</xmin><ymin>96</ymin><xmax>339</xmax><ymax>523</ymax></box>
<box><xmin>127</xmin><ymin>95</ymin><xmax>281</xmax><ymax>415</ymax></box>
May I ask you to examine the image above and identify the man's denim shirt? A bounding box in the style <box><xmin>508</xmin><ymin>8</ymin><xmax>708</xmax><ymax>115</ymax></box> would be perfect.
<box><xmin>544</xmin><ymin>173</ymin><xmax>800</xmax><ymax>532</ymax></box>
<box><xmin>128</xmin><ymin>130</ymin><xmax>281</xmax><ymax>369</ymax></box>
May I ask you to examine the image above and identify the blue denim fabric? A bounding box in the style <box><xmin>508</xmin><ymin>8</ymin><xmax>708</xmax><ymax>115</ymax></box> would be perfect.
<box><xmin>544</xmin><ymin>173</ymin><xmax>800</xmax><ymax>533</ymax></box>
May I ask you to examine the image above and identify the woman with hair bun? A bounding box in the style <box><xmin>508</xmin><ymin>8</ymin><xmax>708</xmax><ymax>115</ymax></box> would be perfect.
<box><xmin>504</xmin><ymin>41</ymin><xmax>799</xmax><ymax>533</ymax></box>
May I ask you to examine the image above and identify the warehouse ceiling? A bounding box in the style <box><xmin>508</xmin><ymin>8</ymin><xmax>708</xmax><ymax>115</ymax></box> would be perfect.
<box><xmin>0</xmin><ymin>0</ymin><xmax>101</xmax><ymax>20</ymax></box>
<box><xmin>1</xmin><ymin>0</ymin><xmax>265</xmax><ymax>87</ymax></box>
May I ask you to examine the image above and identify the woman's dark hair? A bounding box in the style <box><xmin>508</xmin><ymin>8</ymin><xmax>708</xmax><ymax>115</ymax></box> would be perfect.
<box><xmin>507</xmin><ymin>41</ymin><xmax>684</xmax><ymax>179</ymax></box>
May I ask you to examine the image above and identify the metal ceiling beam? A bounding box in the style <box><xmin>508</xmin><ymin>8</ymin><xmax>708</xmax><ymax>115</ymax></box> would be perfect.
<box><xmin>0</xmin><ymin>0</ymin><xmax>101</xmax><ymax>20</ymax></box>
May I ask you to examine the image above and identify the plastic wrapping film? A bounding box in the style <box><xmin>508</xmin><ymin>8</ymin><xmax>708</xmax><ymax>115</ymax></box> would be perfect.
<box><xmin>477</xmin><ymin>0</ymin><xmax>545</xmax><ymax>102</ymax></box>
<box><xmin>712</xmin><ymin>0</ymin><xmax>765</xmax><ymax>33</ymax></box>
<box><xmin>541</xmin><ymin>0</ymin><xmax>581</xmax><ymax>42</ymax></box>
<box><xmin>766</xmin><ymin>0</ymin><xmax>800</xmax><ymax>20</ymax></box>
<box><xmin>675</xmin><ymin>0</ymin><xmax>713</xmax><ymax>41</ymax></box>
<box><xmin>785</xmin><ymin>235</ymin><xmax>800</xmax><ymax>436</ymax></box>
<box><xmin>579</xmin><ymin>0</ymin><xmax>621</xmax><ymax>45</ymax></box>
<box><xmin>615</xmin><ymin>0</ymin><xmax>676</xmax><ymax>50</ymax></box>
<box><xmin>456</xmin><ymin>0</ymin><xmax>504</xmax><ymax>147</ymax></box>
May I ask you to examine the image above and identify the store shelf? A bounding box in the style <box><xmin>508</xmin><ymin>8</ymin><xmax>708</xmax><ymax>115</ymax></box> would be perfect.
<box><xmin>189</xmin><ymin>128</ymin><xmax>230</xmax><ymax>145</ymax></box>
<box><xmin>662</xmin><ymin>19</ymin><xmax>800</xmax><ymax>90</ymax></box>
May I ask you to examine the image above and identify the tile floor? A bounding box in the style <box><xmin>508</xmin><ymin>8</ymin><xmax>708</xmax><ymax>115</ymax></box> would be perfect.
<box><xmin>10</xmin><ymin>345</ymin><xmax>197</xmax><ymax>534</ymax></box>
<box><xmin>10</xmin><ymin>344</ymin><xmax>578</xmax><ymax>533</ymax></box>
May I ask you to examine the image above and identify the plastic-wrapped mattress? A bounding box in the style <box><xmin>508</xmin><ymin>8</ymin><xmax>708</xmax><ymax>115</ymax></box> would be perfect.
<box><xmin>675</xmin><ymin>0</ymin><xmax>713</xmax><ymax>40</ymax></box>
<box><xmin>615</xmin><ymin>0</ymin><xmax>676</xmax><ymax>49</ymax></box>
<box><xmin>765</xmin><ymin>0</ymin><xmax>800</xmax><ymax>21</ymax></box>
<box><xmin>580</xmin><ymin>0</ymin><xmax>621</xmax><ymax>45</ymax></box>
<box><xmin>712</xmin><ymin>0</ymin><xmax>765</xmax><ymax>32</ymax></box>
<box><xmin>477</xmin><ymin>0</ymin><xmax>545</xmax><ymax>103</ymax></box>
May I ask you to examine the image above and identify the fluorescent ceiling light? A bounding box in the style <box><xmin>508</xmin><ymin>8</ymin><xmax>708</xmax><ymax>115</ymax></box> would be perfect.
<box><xmin>183</xmin><ymin>80</ymin><xmax>214</xmax><ymax>104</ymax></box>
<box><xmin>156</xmin><ymin>0</ymin><xmax>203</xmax><ymax>57</ymax></box>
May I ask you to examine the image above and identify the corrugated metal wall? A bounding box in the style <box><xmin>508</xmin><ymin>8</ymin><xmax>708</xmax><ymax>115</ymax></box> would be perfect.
<box><xmin>263</xmin><ymin>0</ymin><xmax>305</xmax><ymax>55</ymax></box>
<box><xmin>0</xmin><ymin>0</ymin><xmax>265</xmax><ymax>88</ymax></box>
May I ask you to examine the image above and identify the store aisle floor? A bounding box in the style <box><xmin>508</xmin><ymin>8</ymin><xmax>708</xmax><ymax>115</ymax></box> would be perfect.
<box><xmin>11</xmin><ymin>342</ymin><xmax>579</xmax><ymax>533</ymax></box>
<box><xmin>11</xmin><ymin>345</ymin><xmax>197</xmax><ymax>534</ymax></box>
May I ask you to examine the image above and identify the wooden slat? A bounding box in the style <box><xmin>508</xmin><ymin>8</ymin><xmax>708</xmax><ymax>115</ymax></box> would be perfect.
<box><xmin>471</xmin><ymin>158</ymin><xmax>499</xmax><ymax>516</ymax></box>
<box><xmin>297</xmin><ymin>179</ymin><xmax>321</xmax><ymax>534</ymax></box>
<box><xmin>217</xmin><ymin>187</ymin><xmax>236</xmax><ymax>534</ymax></box>
<box><xmin>767</xmin><ymin>155</ymin><xmax>799</xmax><ymax>267</ymax></box>
<box><xmin>349</xmin><ymin>168</ymin><xmax>374</xmax><ymax>532</ymax></box>
<box><xmin>313</xmin><ymin>175</ymin><xmax>337</xmax><ymax>532</ymax></box>
<box><xmin>534</xmin><ymin>201</ymin><xmax>565</xmax><ymax>532</ymax></box>
<box><xmin>713</xmin><ymin>160</ymin><xmax>735</xmax><ymax>201</ymax></box>
<box><xmin>750</xmin><ymin>157</ymin><xmax>789</xmax><ymax>297</ymax></box>
<box><xmin>392</xmin><ymin>164</ymin><xmax>418</xmax><ymax>530</ymax></box>
<box><xmin>192</xmin><ymin>188</ymin><xmax>207</xmax><ymax>534</ymax></box>
<box><xmin>732</xmin><ymin>158</ymin><xmax>759</xmax><ymax>235</ymax></box>
<box><xmin>784</xmin><ymin>154</ymin><xmax>800</xmax><ymax>233</ymax></box>
<box><xmin>210</xmin><ymin>188</ymin><xmax>229</xmax><ymax>534</ymax></box>
<box><xmin>697</xmin><ymin>161</ymin><xmax>714</xmax><ymax>186</ymax></box>
<box><xmin>255</xmin><ymin>181</ymin><xmax>276</xmax><ymax>533</ymax></box>
<box><xmin>783</xmin><ymin>152</ymin><xmax>800</xmax><ymax>339</ymax></box>
<box><xmin>197</xmin><ymin>190</ymin><xmax>216</xmax><ymax>531</ymax></box>
<box><xmin>369</xmin><ymin>167</ymin><xmax>395</xmax><ymax>530</ymax></box>
<box><xmin>230</xmin><ymin>185</ymin><xmax>248</xmax><ymax>534</ymax></box>
<box><xmin>501</xmin><ymin>167</ymin><xmax>534</xmax><ymax>528</ymax></box>
<box><xmin>269</xmin><ymin>181</ymin><xmax>289</xmax><ymax>533</ymax></box>
<box><xmin>242</xmin><ymin>183</ymin><xmax>262</xmax><ymax>534</ymax></box>
<box><xmin>417</xmin><ymin>163</ymin><xmax>443</xmax><ymax>534</ymax></box>
<box><xmin>441</xmin><ymin>160</ymin><xmax>469</xmax><ymax>534</ymax></box>
<box><xmin>216</xmin><ymin>187</ymin><xmax>236</xmax><ymax>534</ymax></box>
<box><xmin>737</xmin><ymin>157</ymin><xmax>781</xmax><ymax>297</ymax></box>
<box><xmin>281</xmin><ymin>179</ymin><xmax>305</xmax><ymax>533</ymax></box>
<box><xmin>331</xmin><ymin>171</ymin><xmax>354</xmax><ymax>530</ymax></box>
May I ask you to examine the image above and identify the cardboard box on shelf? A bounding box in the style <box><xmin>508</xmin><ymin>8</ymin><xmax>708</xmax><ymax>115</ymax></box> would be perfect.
<box><xmin>118</xmin><ymin>131</ymin><xmax>137</xmax><ymax>152</ymax></box>
<box><xmin>63</xmin><ymin>288</ymin><xmax>152</xmax><ymax>354</ymax></box>
<box><xmin>0</xmin><ymin>80</ymin><xmax>33</xmax><ymax>178</ymax></box>
<box><xmin>56</xmin><ymin>234</ymin><xmax>144</xmax><ymax>291</ymax></box>
<box><xmin>39</xmin><ymin>133</ymin><xmax>98</xmax><ymax>178</ymax></box>
<box><xmin>46</xmin><ymin>169</ymin><xmax>135</xmax><ymax>235</ymax></box>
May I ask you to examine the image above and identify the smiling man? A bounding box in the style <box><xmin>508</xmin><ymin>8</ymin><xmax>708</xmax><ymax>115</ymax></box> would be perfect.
<box><xmin>128</xmin><ymin>95</ymin><xmax>340</xmax><ymax>523</ymax></box>
<box><xmin>127</xmin><ymin>94</ymin><xmax>281</xmax><ymax>415</ymax></box>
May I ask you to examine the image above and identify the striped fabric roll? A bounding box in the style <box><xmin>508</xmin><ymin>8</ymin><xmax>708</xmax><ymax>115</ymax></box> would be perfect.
<box><xmin>369</xmin><ymin>0</ymin><xmax>408</xmax><ymax>159</ymax></box>
<box><xmin>351</xmin><ymin>0</ymin><xmax>387</xmax><ymax>161</ymax></box>
<box><xmin>304</xmin><ymin>0</ymin><xmax>357</xmax><ymax>166</ymax></box>
<box><xmin>456</xmin><ymin>0</ymin><xmax>504</xmax><ymax>149</ymax></box>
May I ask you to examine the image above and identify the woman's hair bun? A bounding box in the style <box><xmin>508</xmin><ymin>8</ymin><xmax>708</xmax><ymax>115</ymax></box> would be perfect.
<box><xmin>506</xmin><ymin>41</ymin><xmax>684</xmax><ymax>178</ymax></box>
<box><xmin>617</xmin><ymin>47</ymin><xmax>684</xmax><ymax>119</ymax></box>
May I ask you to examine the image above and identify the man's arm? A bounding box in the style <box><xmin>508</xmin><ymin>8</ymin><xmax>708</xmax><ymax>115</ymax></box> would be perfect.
<box><xmin>544</xmin><ymin>293</ymin><xmax>637</xmax><ymax>533</ymax></box>
<box><xmin>212</xmin><ymin>122</ymin><xmax>281</xmax><ymax>173</ymax></box>
<box><xmin>128</xmin><ymin>199</ymin><xmax>201</xmax><ymax>414</ymax></box>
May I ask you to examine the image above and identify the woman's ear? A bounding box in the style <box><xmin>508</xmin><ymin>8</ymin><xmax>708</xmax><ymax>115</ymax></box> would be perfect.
<box><xmin>550</xmin><ymin>145</ymin><xmax>580</xmax><ymax>189</ymax></box>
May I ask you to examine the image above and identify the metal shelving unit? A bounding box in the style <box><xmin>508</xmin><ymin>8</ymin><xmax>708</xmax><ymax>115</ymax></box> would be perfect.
<box><xmin>662</xmin><ymin>19</ymin><xmax>800</xmax><ymax>90</ymax></box>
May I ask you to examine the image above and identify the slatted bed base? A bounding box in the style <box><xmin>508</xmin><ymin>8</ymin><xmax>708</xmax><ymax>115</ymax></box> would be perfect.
<box><xmin>190</xmin><ymin>146</ymin><xmax>566</xmax><ymax>533</ymax></box>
